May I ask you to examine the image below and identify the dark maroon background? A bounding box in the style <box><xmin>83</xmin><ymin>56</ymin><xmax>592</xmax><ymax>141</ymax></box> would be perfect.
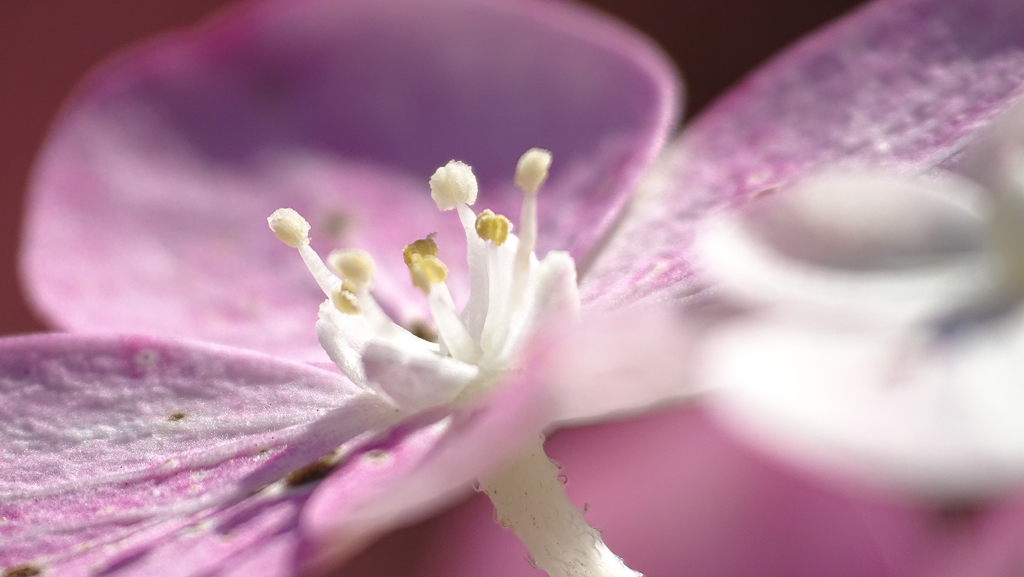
<box><xmin>0</xmin><ymin>0</ymin><xmax>867</xmax><ymax>336</ymax></box>
<box><xmin>0</xmin><ymin>1</ymin><xmax>869</xmax><ymax>574</ymax></box>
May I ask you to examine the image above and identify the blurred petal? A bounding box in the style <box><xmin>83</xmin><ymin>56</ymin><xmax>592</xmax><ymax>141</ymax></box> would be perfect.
<box><xmin>0</xmin><ymin>333</ymin><xmax>396</xmax><ymax>574</ymax></box>
<box><xmin>735</xmin><ymin>171</ymin><xmax>987</xmax><ymax>270</ymax></box>
<box><xmin>695</xmin><ymin>171</ymin><xmax>995</xmax><ymax>324</ymax></box>
<box><xmin>530</xmin><ymin>307</ymin><xmax>705</xmax><ymax>426</ymax></box>
<box><xmin>22</xmin><ymin>0</ymin><xmax>679</xmax><ymax>362</ymax></box>
<box><xmin>703</xmin><ymin>292</ymin><xmax>1024</xmax><ymax>499</ymax></box>
<box><xmin>583</xmin><ymin>0</ymin><xmax>1024</xmax><ymax>306</ymax></box>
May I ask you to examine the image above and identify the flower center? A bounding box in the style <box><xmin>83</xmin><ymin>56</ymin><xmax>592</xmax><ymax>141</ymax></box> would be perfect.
<box><xmin>268</xmin><ymin>148</ymin><xmax>580</xmax><ymax>413</ymax></box>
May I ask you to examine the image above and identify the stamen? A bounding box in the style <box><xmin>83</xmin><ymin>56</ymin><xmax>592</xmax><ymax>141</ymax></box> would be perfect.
<box><xmin>430</xmin><ymin>160</ymin><xmax>478</xmax><ymax>211</ymax></box>
<box><xmin>407</xmin><ymin>253</ymin><xmax>449</xmax><ymax>295</ymax></box>
<box><xmin>267</xmin><ymin>208</ymin><xmax>311</xmax><ymax>248</ymax></box>
<box><xmin>403</xmin><ymin>233</ymin><xmax>439</xmax><ymax>266</ymax></box>
<box><xmin>269</xmin><ymin>208</ymin><xmax>339</xmax><ymax>297</ymax></box>
<box><xmin>331</xmin><ymin>285</ymin><xmax>360</xmax><ymax>315</ymax></box>
<box><xmin>328</xmin><ymin>249</ymin><xmax>375</xmax><ymax>290</ymax></box>
<box><xmin>402</xmin><ymin>234</ymin><xmax>482</xmax><ymax>362</ymax></box>
<box><xmin>475</xmin><ymin>209</ymin><xmax>511</xmax><ymax>246</ymax></box>
<box><xmin>507</xmin><ymin>149</ymin><xmax>552</xmax><ymax>320</ymax></box>
<box><xmin>514</xmin><ymin>148</ymin><xmax>552</xmax><ymax>195</ymax></box>
<box><xmin>428</xmin><ymin>280</ymin><xmax>482</xmax><ymax>364</ymax></box>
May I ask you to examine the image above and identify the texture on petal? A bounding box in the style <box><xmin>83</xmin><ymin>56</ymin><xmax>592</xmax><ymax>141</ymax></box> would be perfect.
<box><xmin>0</xmin><ymin>333</ymin><xmax>398</xmax><ymax>575</ymax></box>
<box><xmin>23</xmin><ymin>0</ymin><xmax>679</xmax><ymax>362</ymax></box>
<box><xmin>583</xmin><ymin>0</ymin><xmax>1024</xmax><ymax>306</ymax></box>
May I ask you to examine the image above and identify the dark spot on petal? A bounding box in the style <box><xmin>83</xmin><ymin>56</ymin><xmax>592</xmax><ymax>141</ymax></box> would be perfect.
<box><xmin>133</xmin><ymin>349</ymin><xmax>159</xmax><ymax>369</ymax></box>
<box><xmin>168</xmin><ymin>413</ymin><xmax>186</xmax><ymax>422</ymax></box>
<box><xmin>362</xmin><ymin>449</ymin><xmax>390</xmax><ymax>465</ymax></box>
<box><xmin>4</xmin><ymin>564</ymin><xmax>43</xmax><ymax>577</ymax></box>
<box><xmin>408</xmin><ymin>320</ymin><xmax>438</xmax><ymax>343</ymax></box>
<box><xmin>285</xmin><ymin>454</ymin><xmax>338</xmax><ymax>487</ymax></box>
<box><xmin>321</xmin><ymin>210</ymin><xmax>353</xmax><ymax>240</ymax></box>
<box><xmin>749</xmin><ymin>186</ymin><xmax>778</xmax><ymax>200</ymax></box>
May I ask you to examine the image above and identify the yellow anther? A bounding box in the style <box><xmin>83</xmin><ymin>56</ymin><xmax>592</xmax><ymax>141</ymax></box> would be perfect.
<box><xmin>267</xmin><ymin>208</ymin><xmax>311</xmax><ymax>248</ymax></box>
<box><xmin>403</xmin><ymin>233</ymin><xmax>439</xmax><ymax>267</ymax></box>
<box><xmin>331</xmin><ymin>285</ymin><xmax>360</xmax><ymax>315</ymax></box>
<box><xmin>328</xmin><ymin>249</ymin><xmax>375</xmax><ymax>289</ymax></box>
<box><xmin>475</xmin><ymin>209</ymin><xmax>511</xmax><ymax>246</ymax></box>
<box><xmin>407</xmin><ymin>253</ymin><xmax>448</xmax><ymax>294</ymax></box>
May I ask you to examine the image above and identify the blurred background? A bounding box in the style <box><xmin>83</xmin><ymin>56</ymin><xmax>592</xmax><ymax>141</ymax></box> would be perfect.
<box><xmin>0</xmin><ymin>1</ymin><xmax>875</xmax><ymax>575</ymax></box>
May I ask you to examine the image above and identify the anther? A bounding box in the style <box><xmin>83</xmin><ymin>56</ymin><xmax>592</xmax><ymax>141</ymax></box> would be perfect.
<box><xmin>268</xmin><ymin>208</ymin><xmax>311</xmax><ymax>248</ymax></box>
<box><xmin>407</xmin><ymin>254</ymin><xmax>449</xmax><ymax>295</ymax></box>
<box><xmin>430</xmin><ymin>160</ymin><xmax>479</xmax><ymax>211</ymax></box>
<box><xmin>475</xmin><ymin>209</ymin><xmax>511</xmax><ymax>246</ymax></box>
<box><xmin>514</xmin><ymin>148</ymin><xmax>552</xmax><ymax>195</ymax></box>
<box><xmin>328</xmin><ymin>249</ymin><xmax>375</xmax><ymax>290</ymax></box>
<box><xmin>331</xmin><ymin>285</ymin><xmax>361</xmax><ymax>315</ymax></box>
<box><xmin>403</xmin><ymin>233</ymin><xmax>439</xmax><ymax>267</ymax></box>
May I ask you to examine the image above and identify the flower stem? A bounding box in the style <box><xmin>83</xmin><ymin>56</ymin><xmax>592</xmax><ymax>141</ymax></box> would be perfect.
<box><xmin>480</xmin><ymin>438</ymin><xmax>640</xmax><ymax>577</ymax></box>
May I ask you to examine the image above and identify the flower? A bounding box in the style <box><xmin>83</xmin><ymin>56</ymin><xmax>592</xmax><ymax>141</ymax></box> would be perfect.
<box><xmin>10</xmin><ymin>0</ymin><xmax>1024</xmax><ymax>577</ymax></box>
<box><xmin>4</xmin><ymin>0</ymin><xmax>679</xmax><ymax>574</ymax></box>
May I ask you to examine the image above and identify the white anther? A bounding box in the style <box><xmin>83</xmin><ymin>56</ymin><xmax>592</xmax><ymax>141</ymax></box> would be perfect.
<box><xmin>514</xmin><ymin>148</ymin><xmax>552</xmax><ymax>195</ymax></box>
<box><xmin>430</xmin><ymin>160</ymin><xmax>478</xmax><ymax>211</ymax></box>
<box><xmin>328</xmin><ymin>249</ymin><xmax>375</xmax><ymax>290</ymax></box>
<box><xmin>268</xmin><ymin>208</ymin><xmax>311</xmax><ymax>248</ymax></box>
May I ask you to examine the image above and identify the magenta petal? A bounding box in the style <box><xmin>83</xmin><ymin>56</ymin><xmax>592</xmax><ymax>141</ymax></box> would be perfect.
<box><xmin>583</xmin><ymin>0</ymin><xmax>1024</xmax><ymax>306</ymax></box>
<box><xmin>23</xmin><ymin>0</ymin><xmax>679</xmax><ymax>362</ymax></box>
<box><xmin>0</xmin><ymin>333</ymin><xmax>395</xmax><ymax>575</ymax></box>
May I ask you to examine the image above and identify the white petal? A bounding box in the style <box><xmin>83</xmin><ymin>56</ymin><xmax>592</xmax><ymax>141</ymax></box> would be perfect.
<box><xmin>362</xmin><ymin>342</ymin><xmax>479</xmax><ymax>413</ymax></box>
<box><xmin>742</xmin><ymin>170</ymin><xmax>988</xmax><ymax>268</ymax></box>
<box><xmin>541</xmin><ymin>307</ymin><xmax>706</xmax><ymax>425</ymax></box>
<box><xmin>490</xmin><ymin>251</ymin><xmax>579</xmax><ymax>366</ymax></box>
<box><xmin>697</xmin><ymin>210</ymin><xmax>995</xmax><ymax>325</ymax></box>
<box><xmin>705</xmin><ymin>306</ymin><xmax>1024</xmax><ymax>499</ymax></box>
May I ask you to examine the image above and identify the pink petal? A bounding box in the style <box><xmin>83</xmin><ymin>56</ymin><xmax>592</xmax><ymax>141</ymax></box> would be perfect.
<box><xmin>0</xmin><ymin>333</ymin><xmax>395</xmax><ymax>575</ymax></box>
<box><xmin>300</xmin><ymin>342</ymin><xmax>558</xmax><ymax>573</ymax></box>
<box><xmin>583</xmin><ymin>0</ymin><xmax>1024</xmax><ymax>307</ymax></box>
<box><xmin>23</xmin><ymin>0</ymin><xmax>679</xmax><ymax>362</ymax></box>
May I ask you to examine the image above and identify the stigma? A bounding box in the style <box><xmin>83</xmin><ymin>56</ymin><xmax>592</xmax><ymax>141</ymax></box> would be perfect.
<box><xmin>268</xmin><ymin>148</ymin><xmax>579</xmax><ymax>413</ymax></box>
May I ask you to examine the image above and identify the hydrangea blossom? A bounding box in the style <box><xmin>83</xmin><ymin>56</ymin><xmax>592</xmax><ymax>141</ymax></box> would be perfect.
<box><xmin>9</xmin><ymin>0</ymin><xmax>1024</xmax><ymax>576</ymax></box>
<box><xmin>5</xmin><ymin>0</ymin><xmax>678</xmax><ymax>574</ymax></box>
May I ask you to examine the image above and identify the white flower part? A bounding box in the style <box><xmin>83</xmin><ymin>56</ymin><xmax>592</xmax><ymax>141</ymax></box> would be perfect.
<box><xmin>515</xmin><ymin>147</ymin><xmax>552</xmax><ymax>194</ymax></box>
<box><xmin>270</xmin><ymin>155</ymin><xmax>578</xmax><ymax>415</ymax></box>
<box><xmin>267</xmin><ymin>208</ymin><xmax>310</xmax><ymax>248</ymax></box>
<box><xmin>695</xmin><ymin>144</ymin><xmax>1024</xmax><ymax>499</ymax></box>
<box><xmin>696</xmin><ymin>172</ymin><xmax>995</xmax><ymax>326</ymax></box>
<box><xmin>361</xmin><ymin>341</ymin><xmax>479</xmax><ymax>413</ymax></box>
<box><xmin>429</xmin><ymin>160</ymin><xmax>478</xmax><ymax>211</ymax></box>
<box><xmin>273</xmin><ymin>152</ymin><xmax>647</xmax><ymax>576</ymax></box>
